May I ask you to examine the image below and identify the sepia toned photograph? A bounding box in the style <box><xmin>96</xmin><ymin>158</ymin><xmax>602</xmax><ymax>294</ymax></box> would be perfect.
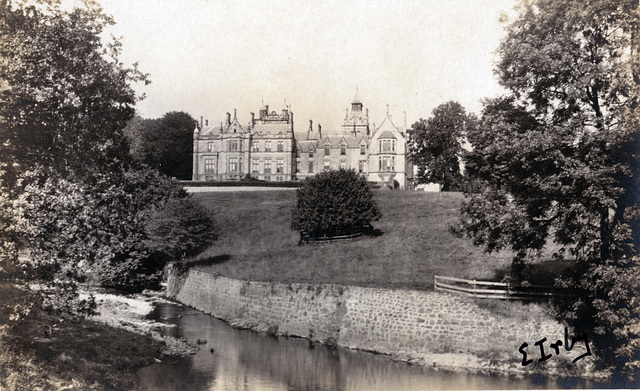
<box><xmin>0</xmin><ymin>0</ymin><xmax>638</xmax><ymax>389</ymax></box>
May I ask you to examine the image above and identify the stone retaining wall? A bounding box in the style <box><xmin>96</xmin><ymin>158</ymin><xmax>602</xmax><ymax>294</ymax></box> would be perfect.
<box><xmin>167</xmin><ymin>268</ymin><xmax>595</xmax><ymax>374</ymax></box>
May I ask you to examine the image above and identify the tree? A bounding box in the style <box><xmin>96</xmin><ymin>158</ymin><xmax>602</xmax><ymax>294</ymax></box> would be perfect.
<box><xmin>0</xmin><ymin>1</ymin><xmax>216</xmax><ymax>300</ymax></box>
<box><xmin>125</xmin><ymin>111</ymin><xmax>196</xmax><ymax>180</ymax></box>
<box><xmin>144</xmin><ymin>196</ymin><xmax>218</xmax><ymax>262</ymax></box>
<box><xmin>291</xmin><ymin>169</ymin><xmax>381</xmax><ymax>241</ymax></box>
<box><xmin>455</xmin><ymin>0</ymin><xmax>640</xmax><ymax>372</ymax></box>
<box><xmin>408</xmin><ymin>101</ymin><xmax>476</xmax><ymax>191</ymax></box>
<box><xmin>0</xmin><ymin>0</ymin><xmax>148</xmax><ymax>180</ymax></box>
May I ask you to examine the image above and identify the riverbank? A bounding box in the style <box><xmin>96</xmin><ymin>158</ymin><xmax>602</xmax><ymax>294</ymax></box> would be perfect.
<box><xmin>0</xmin><ymin>282</ymin><xmax>196</xmax><ymax>391</ymax></box>
<box><xmin>167</xmin><ymin>268</ymin><xmax>611</xmax><ymax>382</ymax></box>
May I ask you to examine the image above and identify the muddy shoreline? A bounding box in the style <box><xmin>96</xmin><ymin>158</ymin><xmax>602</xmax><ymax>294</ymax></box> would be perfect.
<box><xmin>85</xmin><ymin>288</ymin><xmax>198</xmax><ymax>358</ymax></box>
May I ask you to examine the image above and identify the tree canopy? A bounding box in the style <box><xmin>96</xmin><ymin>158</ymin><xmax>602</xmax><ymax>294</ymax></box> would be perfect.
<box><xmin>408</xmin><ymin>101</ymin><xmax>476</xmax><ymax>191</ymax></box>
<box><xmin>456</xmin><ymin>0</ymin><xmax>640</xmax><ymax>371</ymax></box>
<box><xmin>124</xmin><ymin>111</ymin><xmax>196</xmax><ymax>180</ymax></box>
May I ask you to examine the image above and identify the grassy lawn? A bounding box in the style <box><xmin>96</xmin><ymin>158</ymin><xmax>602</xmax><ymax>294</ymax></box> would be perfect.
<box><xmin>188</xmin><ymin>190</ymin><xmax>516</xmax><ymax>291</ymax></box>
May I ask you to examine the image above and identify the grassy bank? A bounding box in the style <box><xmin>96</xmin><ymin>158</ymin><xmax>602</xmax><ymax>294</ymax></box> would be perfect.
<box><xmin>188</xmin><ymin>190</ymin><xmax>516</xmax><ymax>290</ymax></box>
<box><xmin>0</xmin><ymin>283</ymin><xmax>190</xmax><ymax>391</ymax></box>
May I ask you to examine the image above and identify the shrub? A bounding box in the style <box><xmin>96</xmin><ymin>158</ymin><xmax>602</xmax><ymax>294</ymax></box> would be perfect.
<box><xmin>14</xmin><ymin>168</ymin><xmax>217</xmax><ymax>294</ymax></box>
<box><xmin>291</xmin><ymin>169</ymin><xmax>381</xmax><ymax>240</ymax></box>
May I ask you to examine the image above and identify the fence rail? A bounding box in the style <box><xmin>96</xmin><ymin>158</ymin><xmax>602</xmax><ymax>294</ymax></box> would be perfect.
<box><xmin>434</xmin><ymin>275</ymin><xmax>567</xmax><ymax>300</ymax></box>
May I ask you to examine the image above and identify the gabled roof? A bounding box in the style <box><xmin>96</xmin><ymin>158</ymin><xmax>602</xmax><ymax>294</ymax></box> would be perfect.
<box><xmin>224</xmin><ymin>117</ymin><xmax>245</xmax><ymax>135</ymax></box>
<box><xmin>372</xmin><ymin>115</ymin><xmax>406</xmax><ymax>140</ymax></box>
<box><xmin>297</xmin><ymin>139</ymin><xmax>319</xmax><ymax>152</ymax></box>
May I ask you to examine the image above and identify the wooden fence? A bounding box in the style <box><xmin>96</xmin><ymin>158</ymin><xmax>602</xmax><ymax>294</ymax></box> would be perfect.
<box><xmin>434</xmin><ymin>275</ymin><xmax>567</xmax><ymax>300</ymax></box>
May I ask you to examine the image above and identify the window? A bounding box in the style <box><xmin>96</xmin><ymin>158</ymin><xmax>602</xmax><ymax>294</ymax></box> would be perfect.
<box><xmin>205</xmin><ymin>159</ymin><xmax>215</xmax><ymax>173</ymax></box>
<box><xmin>340</xmin><ymin>145</ymin><xmax>346</xmax><ymax>155</ymax></box>
<box><xmin>264</xmin><ymin>158</ymin><xmax>272</xmax><ymax>173</ymax></box>
<box><xmin>379</xmin><ymin>156</ymin><xmax>395</xmax><ymax>171</ymax></box>
<box><xmin>229</xmin><ymin>157</ymin><xmax>238</xmax><ymax>172</ymax></box>
<box><xmin>358</xmin><ymin>161</ymin><xmax>366</xmax><ymax>173</ymax></box>
<box><xmin>252</xmin><ymin>141</ymin><xmax>259</xmax><ymax>152</ymax></box>
<box><xmin>265</xmin><ymin>141</ymin><xmax>272</xmax><ymax>152</ymax></box>
<box><xmin>229</xmin><ymin>140</ymin><xmax>239</xmax><ymax>152</ymax></box>
<box><xmin>360</xmin><ymin>144</ymin><xmax>366</xmax><ymax>155</ymax></box>
<box><xmin>379</xmin><ymin>139</ymin><xmax>394</xmax><ymax>153</ymax></box>
<box><xmin>207</xmin><ymin>142</ymin><xmax>215</xmax><ymax>152</ymax></box>
<box><xmin>295</xmin><ymin>162</ymin><xmax>300</xmax><ymax>173</ymax></box>
<box><xmin>324</xmin><ymin>161</ymin><xmax>330</xmax><ymax>171</ymax></box>
<box><xmin>276</xmin><ymin>176</ymin><xmax>283</xmax><ymax>182</ymax></box>
<box><xmin>276</xmin><ymin>158</ymin><xmax>284</xmax><ymax>173</ymax></box>
<box><xmin>252</xmin><ymin>159</ymin><xmax>259</xmax><ymax>174</ymax></box>
<box><xmin>277</xmin><ymin>141</ymin><xmax>284</xmax><ymax>152</ymax></box>
<box><xmin>324</xmin><ymin>145</ymin><xmax>330</xmax><ymax>155</ymax></box>
<box><xmin>309</xmin><ymin>148</ymin><xmax>314</xmax><ymax>158</ymax></box>
<box><xmin>340</xmin><ymin>161</ymin><xmax>347</xmax><ymax>169</ymax></box>
<box><xmin>264</xmin><ymin>175</ymin><xmax>271</xmax><ymax>181</ymax></box>
<box><xmin>308</xmin><ymin>162</ymin><xmax>314</xmax><ymax>173</ymax></box>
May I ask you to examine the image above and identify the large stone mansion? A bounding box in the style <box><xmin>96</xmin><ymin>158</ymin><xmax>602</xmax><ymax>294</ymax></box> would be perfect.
<box><xmin>192</xmin><ymin>93</ymin><xmax>413</xmax><ymax>189</ymax></box>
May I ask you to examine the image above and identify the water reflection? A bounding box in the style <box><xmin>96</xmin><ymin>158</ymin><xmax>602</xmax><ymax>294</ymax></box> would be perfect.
<box><xmin>136</xmin><ymin>303</ymin><xmax>604</xmax><ymax>391</ymax></box>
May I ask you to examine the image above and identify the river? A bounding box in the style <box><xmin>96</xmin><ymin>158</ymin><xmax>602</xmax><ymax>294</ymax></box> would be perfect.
<box><xmin>136</xmin><ymin>302</ymin><xmax>611</xmax><ymax>390</ymax></box>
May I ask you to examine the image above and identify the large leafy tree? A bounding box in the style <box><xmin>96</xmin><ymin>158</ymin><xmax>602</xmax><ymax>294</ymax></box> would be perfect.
<box><xmin>408</xmin><ymin>101</ymin><xmax>476</xmax><ymax>191</ymax></box>
<box><xmin>457</xmin><ymin>0</ymin><xmax>640</xmax><ymax>371</ymax></box>
<box><xmin>0</xmin><ymin>0</ymin><xmax>147</xmax><ymax>180</ymax></box>
<box><xmin>0</xmin><ymin>1</ymin><xmax>216</xmax><ymax>298</ymax></box>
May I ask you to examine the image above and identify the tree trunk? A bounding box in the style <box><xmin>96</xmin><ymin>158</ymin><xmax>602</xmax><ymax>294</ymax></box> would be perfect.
<box><xmin>600</xmin><ymin>209</ymin><xmax>611</xmax><ymax>262</ymax></box>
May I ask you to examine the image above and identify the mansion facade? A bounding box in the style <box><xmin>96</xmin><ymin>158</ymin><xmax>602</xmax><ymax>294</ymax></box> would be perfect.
<box><xmin>192</xmin><ymin>94</ymin><xmax>412</xmax><ymax>189</ymax></box>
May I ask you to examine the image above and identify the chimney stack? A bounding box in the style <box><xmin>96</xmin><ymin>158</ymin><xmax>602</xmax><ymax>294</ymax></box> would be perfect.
<box><xmin>318</xmin><ymin>124</ymin><xmax>322</xmax><ymax>139</ymax></box>
<box><xmin>200</xmin><ymin>116</ymin><xmax>203</xmax><ymax>129</ymax></box>
<box><xmin>226</xmin><ymin>112</ymin><xmax>231</xmax><ymax>126</ymax></box>
<box><xmin>205</xmin><ymin>119</ymin><xmax>209</xmax><ymax>126</ymax></box>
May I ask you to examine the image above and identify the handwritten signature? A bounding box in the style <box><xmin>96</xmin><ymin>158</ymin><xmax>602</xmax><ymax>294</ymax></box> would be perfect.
<box><xmin>519</xmin><ymin>327</ymin><xmax>591</xmax><ymax>366</ymax></box>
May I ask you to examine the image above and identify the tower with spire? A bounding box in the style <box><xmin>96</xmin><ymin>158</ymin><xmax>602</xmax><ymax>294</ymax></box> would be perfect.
<box><xmin>340</xmin><ymin>89</ymin><xmax>369</xmax><ymax>136</ymax></box>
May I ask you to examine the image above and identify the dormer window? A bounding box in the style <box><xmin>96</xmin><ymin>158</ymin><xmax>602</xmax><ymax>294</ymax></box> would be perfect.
<box><xmin>360</xmin><ymin>144</ymin><xmax>366</xmax><ymax>155</ymax></box>
<box><xmin>340</xmin><ymin>145</ymin><xmax>346</xmax><ymax>155</ymax></box>
<box><xmin>309</xmin><ymin>148</ymin><xmax>314</xmax><ymax>158</ymax></box>
<box><xmin>324</xmin><ymin>145</ymin><xmax>330</xmax><ymax>155</ymax></box>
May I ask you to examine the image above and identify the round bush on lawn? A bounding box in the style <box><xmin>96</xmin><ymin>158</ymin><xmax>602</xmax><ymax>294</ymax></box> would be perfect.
<box><xmin>291</xmin><ymin>169</ymin><xmax>381</xmax><ymax>242</ymax></box>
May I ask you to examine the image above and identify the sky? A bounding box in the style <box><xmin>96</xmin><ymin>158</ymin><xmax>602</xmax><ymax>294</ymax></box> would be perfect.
<box><xmin>89</xmin><ymin>0</ymin><xmax>517</xmax><ymax>133</ymax></box>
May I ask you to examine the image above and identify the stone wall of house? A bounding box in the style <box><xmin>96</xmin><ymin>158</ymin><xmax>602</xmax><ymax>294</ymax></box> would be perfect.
<box><xmin>169</xmin><ymin>269</ymin><xmax>576</xmax><ymax>362</ymax></box>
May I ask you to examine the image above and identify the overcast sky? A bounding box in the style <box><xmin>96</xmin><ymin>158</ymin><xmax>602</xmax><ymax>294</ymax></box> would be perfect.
<box><xmin>92</xmin><ymin>0</ymin><xmax>517</xmax><ymax>132</ymax></box>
